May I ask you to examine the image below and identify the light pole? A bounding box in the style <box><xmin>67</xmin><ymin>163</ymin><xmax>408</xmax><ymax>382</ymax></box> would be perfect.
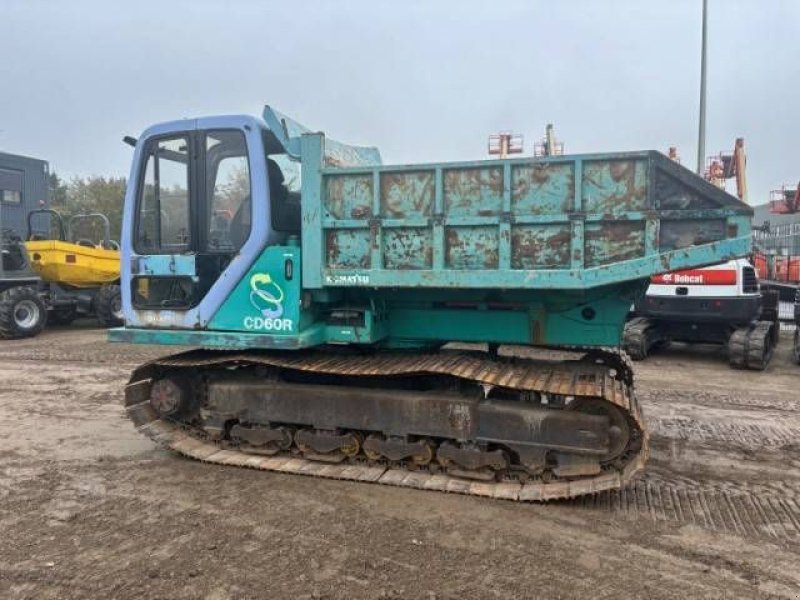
<box><xmin>697</xmin><ymin>0</ymin><xmax>708</xmax><ymax>175</ymax></box>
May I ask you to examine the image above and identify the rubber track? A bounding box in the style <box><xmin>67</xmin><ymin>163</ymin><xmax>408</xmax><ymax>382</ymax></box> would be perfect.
<box><xmin>124</xmin><ymin>350</ymin><xmax>649</xmax><ymax>502</ymax></box>
<box><xmin>728</xmin><ymin>320</ymin><xmax>774</xmax><ymax>370</ymax></box>
<box><xmin>622</xmin><ymin>317</ymin><xmax>653</xmax><ymax>360</ymax></box>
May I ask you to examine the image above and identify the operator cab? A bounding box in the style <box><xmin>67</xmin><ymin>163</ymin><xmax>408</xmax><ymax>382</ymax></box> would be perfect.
<box><xmin>122</xmin><ymin>115</ymin><xmax>300</xmax><ymax>327</ymax></box>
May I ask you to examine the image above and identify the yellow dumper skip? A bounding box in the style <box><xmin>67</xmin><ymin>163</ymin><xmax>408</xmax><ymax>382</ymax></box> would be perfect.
<box><xmin>25</xmin><ymin>240</ymin><xmax>120</xmax><ymax>288</ymax></box>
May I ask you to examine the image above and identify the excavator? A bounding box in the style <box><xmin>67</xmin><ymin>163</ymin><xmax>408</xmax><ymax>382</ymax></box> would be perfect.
<box><xmin>624</xmin><ymin>139</ymin><xmax>780</xmax><ymax>370</ymax></box>
<box><xmin>110</xmin><ymin>106</ymin><xmax>752</xmax><ymax>501</ymax></box>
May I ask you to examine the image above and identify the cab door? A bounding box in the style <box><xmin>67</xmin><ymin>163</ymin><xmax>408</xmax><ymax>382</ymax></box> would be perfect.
<box><xmin>121</xmin><ymin>116</ymin><xmax>271</xmax><ymax>329</ymax></box>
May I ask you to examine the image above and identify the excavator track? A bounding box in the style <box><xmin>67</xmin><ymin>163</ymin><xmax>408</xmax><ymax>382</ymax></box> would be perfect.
<box><xmin>124</xmin><ymin>349</ymin><xmax>648</xmax><ymax>502</ymax></box>
<box><xmin>728</xmin><ymin>320</ymin><xmax>775</xmax><ymax>370</ymax></box>
<box><xmin>622</xmin><ymin>317</ymin><xmax>660</xmax><ymax>361</ymax></box>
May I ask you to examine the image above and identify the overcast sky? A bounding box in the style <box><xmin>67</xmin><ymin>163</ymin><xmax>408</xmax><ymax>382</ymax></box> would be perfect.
<box><xmin>2</xmin><ymin>0</ymin><xmax>798</xmax><ymax>205</ymax></box>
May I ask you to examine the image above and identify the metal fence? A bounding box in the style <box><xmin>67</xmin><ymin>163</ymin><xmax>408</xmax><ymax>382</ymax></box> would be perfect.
<box><xmin>754</xmin><ymin>223</ymin><xmax>800</xmax><ymax>255</ymax></box>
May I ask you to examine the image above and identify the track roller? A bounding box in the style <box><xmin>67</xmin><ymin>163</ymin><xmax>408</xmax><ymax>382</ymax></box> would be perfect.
<box><xmin>363</xmin><ymin>434</ymin><xmax>434</xmax><ymax>465</ymax></box>
<box><xmin>295</xmin><ymin>429</ymin><xmax>361</xmax><ymax>463</ymax></box>
<box><xmin>436</xmin><ymin>442</ymin><xmax>508</xmax><ymax>481</ymax></box>
<box><xmin>230</xmin><ymin>424</ymin><xmax>293</xmax><ymax>455</ymax></box>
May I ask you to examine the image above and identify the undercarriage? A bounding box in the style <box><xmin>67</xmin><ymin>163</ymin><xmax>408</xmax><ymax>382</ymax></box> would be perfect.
<box><xmin>125</xmin><ymin>347</ymin><xmax>647</xmax><ymax>501</ymax></box>
<box><xmin>624</xmin><ymin>316</ymin><xmax>778</xmax><ymax>370</ymax></box>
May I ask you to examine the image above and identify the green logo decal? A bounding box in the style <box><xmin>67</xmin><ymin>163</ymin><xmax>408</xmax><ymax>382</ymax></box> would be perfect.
<box><xmin>249</xmin><ymin>272</ymin><xmax>284</xmax><ymax>318</ymax></box>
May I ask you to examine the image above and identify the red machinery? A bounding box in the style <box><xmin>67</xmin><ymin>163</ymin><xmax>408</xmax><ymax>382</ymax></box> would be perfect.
<box><xmin>705</xmin><ymin>138</ymin><xmax>747</xmax><ymax>201</ymax></box>
<box><xmin>769</xmin><ymin>182</ymin><xmax>800</xmax><ymax>215</ymax></box>
<box><xmin>756</xmin><ymin>181</ymin><xmax>800</xmax><ymax>285</ymax></box>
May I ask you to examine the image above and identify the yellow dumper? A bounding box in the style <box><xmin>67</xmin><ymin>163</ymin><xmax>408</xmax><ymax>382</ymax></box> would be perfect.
<box><xmin>26</xmin><ymin>240</ymin><xmax>119</xmax><ymax>288</ymax></box>
<box><xmin>23</xmin><ymin>210</ymin><xmax>122</xmax><ymax>327</ymax></box>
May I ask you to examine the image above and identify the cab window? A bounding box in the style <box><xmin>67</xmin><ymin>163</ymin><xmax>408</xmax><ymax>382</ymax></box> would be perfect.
<box><xmin>206</xmin><ymin>130</ymin><xmax>251</xmax><ymax>252</ymax></box>
<box><xmin>136</xmin><ymin>136</ymin><xmax>190</xmax><ymax>253</ymax></box>
<box><xmin>267</xmin><ymin>154</ymin><xmax>301</xmax><ymax>233</ymax></box>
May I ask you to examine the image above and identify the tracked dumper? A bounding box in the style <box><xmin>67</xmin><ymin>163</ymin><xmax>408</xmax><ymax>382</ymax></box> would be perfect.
<box><xmin>111</xmin><ymin>107</ymin><xmax>752</xmax><ymax>501</ymax></box>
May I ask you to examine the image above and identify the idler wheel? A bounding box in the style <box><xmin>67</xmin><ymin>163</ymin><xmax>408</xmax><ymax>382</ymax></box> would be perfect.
<box><xmin>150</xmin><ymin>377</ymin><xmax>194</xmax><ymax>418</ymax></box>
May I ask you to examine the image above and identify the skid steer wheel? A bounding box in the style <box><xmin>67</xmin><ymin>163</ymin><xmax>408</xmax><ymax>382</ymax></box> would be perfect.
<box><xmin>95</xmin><ymin>284</ymin><xmax>123</xmax><ymax>327</ymax></box>
<box><xmin>0</xmin><ymin>286</ymin><xmax>48</xmax><ymax>339</ymax></box>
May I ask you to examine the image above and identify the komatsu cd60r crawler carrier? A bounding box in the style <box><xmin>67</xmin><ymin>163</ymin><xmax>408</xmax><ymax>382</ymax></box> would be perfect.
<box><xmin>111</xmin><ymin>107</ymin><xmax>752</xmax><ymax>501</ymax></box>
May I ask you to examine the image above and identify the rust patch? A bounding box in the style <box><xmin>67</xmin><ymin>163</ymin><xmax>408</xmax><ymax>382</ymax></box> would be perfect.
<box><xmin>445</xmin><ymin>228</ymin><xmax>499</xmax><ymax>269</ymax></box>
<box><xmin>370</xmin><ymin>220</ymin><xmax>379</xmax><ymax>250</ymax></box>
<box><xmin>510</xmin><ymin>226</ymin><xmax>571</xmax><ymax>269</ymax></box>
<box><xmin>326</xmin><ymin>230</ymin><xmax>370</xmax><ymax>268</ymax></box>
<box><xmin>351</xmin><ymin>206</ymin><xmax>370</xmax><ymax>219</ymax></box>
<box><xmin>511</xmin><ymin>163</ymin><xmax>574</xmax><ymax>215</ymax></box>
<box><xmin>443</xmin><ymin>167</ymin><xmax>503</xmax><ymax>216</ymax></box>
<box><xmin>532</xmin><ymin>164</ymin><xmax>551</xmax><ymax>184</ymax></box>
<box><xmin>326</xmin><ymin>230</ymin><xmax>339</xmax><ymax>265</ymax></box>
<box><xmin>609</xmin><ymin>160</ymin><xmax>633</xmax><ymax>182</ymax></box>
<box><xmin>655</xmin><ymin>170</ymin><xmax>716</xmax><ymax>210</ymax></box>
<box><xmin>659</xmin><ymin>219</ymin><xmax>725</xmax><ymax>250</ymax></box>
<box><xmin>380</xmin><ymin>171</ymin><xmax>434</xmax><ymax>218</ymax></box>
<box><xmin>582</xmin><ymin>160</ymin><xmax>647</xmax><ymax>213</ymax></box>
<box><xmin>584</xmin><ymin>222</ymin><xmax>645</xmax><ymax>267</ymax></box>
<box><xmin>324</xmin><ymin>175</ymin><xmax>372</xmax><ymax>220</ymax></box>
<box><xmin>383</xmin><ymin>227</ymin><xmax>433</xmax><ymax>270</ymax></box>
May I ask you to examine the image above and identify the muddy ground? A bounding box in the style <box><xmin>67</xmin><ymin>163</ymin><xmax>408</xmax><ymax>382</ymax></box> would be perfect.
<box><xmin>1</xmin><ymin>325</ymin><xmax>799</xmax><ymax>599</ymax></box>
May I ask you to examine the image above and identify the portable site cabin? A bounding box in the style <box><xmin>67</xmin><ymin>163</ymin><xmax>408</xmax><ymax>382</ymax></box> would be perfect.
<box><xmin>0</xmin><ymin>150</ymin><xmax>50</xmax><ymax>239</ymax></box>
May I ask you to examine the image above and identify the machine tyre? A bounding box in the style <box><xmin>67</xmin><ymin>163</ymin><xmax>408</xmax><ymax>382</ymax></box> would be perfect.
<box><xmin>95</xmin><ymin>284</ymin><xmax>123</xmax><ymax>327</ymax></box>
<box><xmin>0</xmin><ymin>286</ymin><xmax>48</xmax><ymax>340</ymax></box>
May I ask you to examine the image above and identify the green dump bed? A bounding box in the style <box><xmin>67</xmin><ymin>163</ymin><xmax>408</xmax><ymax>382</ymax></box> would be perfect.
<box><xmin>290</xmin><ymin>125</ymin><xmax>752</xmax><ymax>291</ymax></box>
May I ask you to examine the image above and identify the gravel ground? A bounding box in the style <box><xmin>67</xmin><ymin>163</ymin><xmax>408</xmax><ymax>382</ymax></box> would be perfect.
<box><xmin>1</xmin><ymin>323</ymin><xmax>799</xmax><ymax>599</ymax></box>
